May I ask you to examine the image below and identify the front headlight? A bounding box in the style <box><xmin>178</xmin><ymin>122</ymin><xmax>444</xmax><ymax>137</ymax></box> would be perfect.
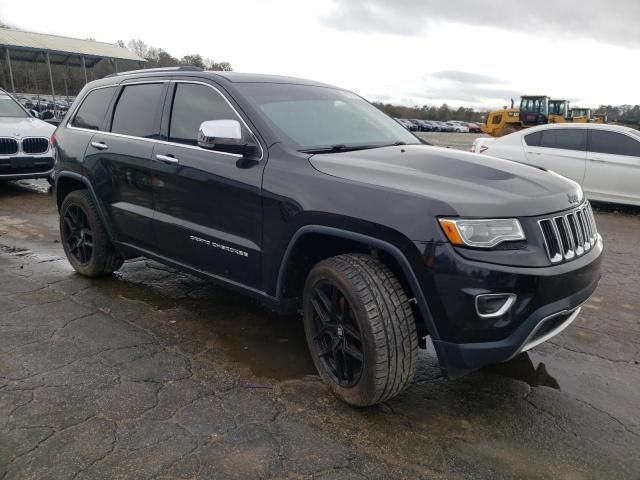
<box><xmin>438</xmin><ymin>218</ymin><xmax>525</xmax><ymax>248</ymax></box>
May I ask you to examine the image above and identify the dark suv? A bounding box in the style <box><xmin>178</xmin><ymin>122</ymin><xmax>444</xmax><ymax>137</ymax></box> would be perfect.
<box><xmin>53</xmin><ymin>67</ymin><xmax>602</xmax><ymax>406</ymax></box>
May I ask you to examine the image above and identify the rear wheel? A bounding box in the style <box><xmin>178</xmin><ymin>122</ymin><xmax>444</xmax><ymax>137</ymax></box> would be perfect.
<box><xmin>303</xmin><ymin>254</ymin><xmax>419</xmax><ymax>406</ymax></box>
<box><xmin>60</xmin><ymin>190</ymin><xmax>124</xmax><ymax>276</ymax></box>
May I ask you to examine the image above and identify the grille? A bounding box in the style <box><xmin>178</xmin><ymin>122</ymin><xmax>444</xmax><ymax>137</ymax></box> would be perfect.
<box><xmin>538</xmin><ymin>203</ymin><xmax>598</xmax><ymax>264</ymax></box>
<box><xmin>21</xmin><ymin>137</ymin><xmax>49</xmax><ymax>154</ymax></box>
<box><xmin>0</xmin><ymin>138</ymin><xmax>19</xmax><ymax>155</ymax></box>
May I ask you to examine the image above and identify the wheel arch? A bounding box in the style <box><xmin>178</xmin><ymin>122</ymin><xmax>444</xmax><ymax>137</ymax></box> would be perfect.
<box><xmin>55</xmin><ymin>171</ymin><xmax>114</xmax><ymax>241</ymax></box>
<box><xmin>275</xmin><ymin>225</ymin><xmax>439</xmax><ymax>341</ymax></box>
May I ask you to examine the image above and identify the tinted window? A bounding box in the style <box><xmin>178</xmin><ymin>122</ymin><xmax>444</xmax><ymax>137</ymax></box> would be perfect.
<box><xmin>111</xmin><ymin>83</ymin><xmax>164</xmax><ymax>138</ymax></box>
<box><xmin>588</xmin><ymin>130</ymin><xmax>640</xmax><ymax>157</ymax></box>
<box><xmin>72</xmin><ymin>87</ymin><xmax>116</xmax><ymax>130</ymax></box>
<box><xmin>169</xmin><ymin>83</ymin><xmax>241</xmax><ymax>145</ymax></box>
<box><xmin>524</xmin><ymin>131</ymin><xmax>542</xmax><ymax>146</ymax></box>
<box><xmin>539</xmin><ymin>129</ymin><xmax>586</xmax><ymax>151</ymax></box>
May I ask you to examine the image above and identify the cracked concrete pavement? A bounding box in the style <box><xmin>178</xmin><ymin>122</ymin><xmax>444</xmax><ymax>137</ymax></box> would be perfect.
<box><xmin>0</xmin><ymin>178</ymin><xmax>639</xmax><ymax>480</ymax></box>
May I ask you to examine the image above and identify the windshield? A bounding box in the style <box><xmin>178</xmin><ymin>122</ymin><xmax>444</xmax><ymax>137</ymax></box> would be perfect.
<box><xmin>237</xmin><ymin>83</ymin><xmax>419</xmax><ymax>151</ymax></box>
<box><xmin>520</xmin><ymin>97</ymin><xmax>548</xmax><ymax>115</ymax></box>
<box><xmin>0</xmin><ymin>95</ymin><xmax>28</xmax><ymax>118</ymax></box>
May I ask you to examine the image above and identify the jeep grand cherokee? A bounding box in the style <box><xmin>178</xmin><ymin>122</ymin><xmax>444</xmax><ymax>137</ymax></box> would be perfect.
<box><xmin>53</xmin><ymin>67</ymin><xmax>602</xmax><ymax>406</ymax></box>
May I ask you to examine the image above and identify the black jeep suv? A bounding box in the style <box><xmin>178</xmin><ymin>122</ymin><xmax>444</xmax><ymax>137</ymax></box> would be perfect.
<box><xmin>53</xmin><ymin>67</ymin><xmax>602</xmax><ymax>406</ymax></box>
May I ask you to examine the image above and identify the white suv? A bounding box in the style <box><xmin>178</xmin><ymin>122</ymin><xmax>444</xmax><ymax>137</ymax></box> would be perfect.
<box><xmin>0</xmin><ymin>89</ymin><xmax>55</xmax><ymax>181</ymax></box>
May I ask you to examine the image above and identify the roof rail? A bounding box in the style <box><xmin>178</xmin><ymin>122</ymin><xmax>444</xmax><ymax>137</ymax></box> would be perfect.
<box><xmin>106</xmin><ymin>66</ymin><xmax>203</xmax><ymax>78</ymax></box>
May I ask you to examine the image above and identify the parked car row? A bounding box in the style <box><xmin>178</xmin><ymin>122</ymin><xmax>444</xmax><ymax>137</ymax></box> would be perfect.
<box><xmin>15</xmin><ymin>94</ymin><xmax>73</xmax><ymax>121</ymax></box>
<box><xmin>394</xmin><ymin>118</ymin><xmax>483</xmax><ymax>133</ymax></box>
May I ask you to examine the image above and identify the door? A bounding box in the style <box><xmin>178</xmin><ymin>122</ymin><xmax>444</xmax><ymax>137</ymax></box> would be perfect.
<box><xmin>150</xmin><ymin>81</ymin><xmax>265</xmax><ymax>288</ymax></box>
<box><xmin>61</xmin><ymin>85</ymin><xmax>118</xmax><ymax>184</ymax></box>
<box><xmin>585</xmin><ymin>129</ymin><xmax>640</xmax><ymax>205</ymax></box>
<box><xmin>84</xmin><ymin>81</ymin><xmax>166</xmax><ymax>250</ymax></box>
<box><xmin>523</xmin><ymin>128</ymin><xmax>587</xmax><ymax>184</ymax></box>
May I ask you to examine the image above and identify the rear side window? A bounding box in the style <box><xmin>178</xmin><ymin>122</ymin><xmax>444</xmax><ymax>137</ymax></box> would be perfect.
<box><xmin>524</xmin><ymin>131</ymin><xmax>542</xmax><ymax>146</ymax></box>
<box><xmin>111</xmin><ymin>83</ymin><xmax>164</xmax><ymax>138</ymax></box>
<box><xmin>72</xmin><ymin>87</ymin><xmax>116</xmax><ymax>130</ymax></box>
<box><xmin>538</xmin><ymin>129</ymin><xmax>586</xmax><ymax>151</ymax></box>
<box><xmin>588</xmin><ymin>130</ymin><xmax>640</xmax><ymax>157</ymax></box>
<box><xmin>169</xmin><ymin>83</ymin><xmax>241</xmax><ymax>145</ymax></box>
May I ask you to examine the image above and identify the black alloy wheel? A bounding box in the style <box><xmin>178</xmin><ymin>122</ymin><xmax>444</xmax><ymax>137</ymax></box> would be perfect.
<box><xmin>309</xmin><ymin>280</ymin><xmax>364</xmax><ymax>387</ymax></box>
<box><xmin>63</xmin><ymin>204</ymin><xmax>94</xmax><ymax>265</ymax></box>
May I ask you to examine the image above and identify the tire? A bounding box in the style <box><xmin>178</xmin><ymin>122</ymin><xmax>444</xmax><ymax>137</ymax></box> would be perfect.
<box><xmin>303</xmin><ymin>254</ymin><xmax>419</xmax><ymax>406</ymax></box>
<box><xmin>59</xmin><ymin>189</ymin><xmax>124</xmax><ymax>276</ymax></box>
<box><xmin>497</xmin><ymin>125</ymin><xmax>518</xmax><ymax>137</ymax></box>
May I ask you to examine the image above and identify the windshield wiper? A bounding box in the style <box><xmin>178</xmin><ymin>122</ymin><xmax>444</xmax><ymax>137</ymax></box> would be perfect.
<box><xmin>299</xmin><ymin>142</ymin><xmax>408</xmax><ymax>154</ymax></box>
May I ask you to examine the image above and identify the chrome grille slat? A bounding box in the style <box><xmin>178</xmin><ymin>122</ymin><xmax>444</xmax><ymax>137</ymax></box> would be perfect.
<box><xmin>538</xmin><ymin>202</ymin><xmax>599</xmax><ymax>264</ymax></box>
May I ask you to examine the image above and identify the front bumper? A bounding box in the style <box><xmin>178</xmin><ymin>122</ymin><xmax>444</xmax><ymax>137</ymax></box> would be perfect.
<box><xmin>0</xmin><ymin>156</ymin><xmax>54</xmax><ymax>180</ymax></box>
<box><xmin>416</xmin><ymin>235</ymin><xmax>602</xmax><ymax>371</ymax></box>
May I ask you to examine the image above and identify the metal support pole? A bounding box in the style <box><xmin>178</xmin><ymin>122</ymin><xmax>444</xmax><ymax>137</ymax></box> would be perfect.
<box><xmin>113</xmin><ymin>58</ymin><xmax>118</xmax><ymax>73</ymax></box>
<box><xmin>81</xmin><ymin>56</ymin><xmax>88</xmax><ymax>84</ymax></box>
<box><xmin>45</xmin><ymin>52</ymin><xmax>56</xmax><ymax>110</ymax></box>
<box><xmin>5</xmin><ymin>48</ymin><xmax>15</xmax><ymax>93</ymax></box>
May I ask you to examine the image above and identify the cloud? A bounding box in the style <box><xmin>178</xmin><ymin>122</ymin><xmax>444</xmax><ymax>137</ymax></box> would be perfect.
<box><xmin>417</xmin><ymin>86</ymin><xmax>523</xmax><ymax>105</ymax></box>
<box><xmin>322</xmin><ymin>0</ymin><xmax>640</xmax><ymax>47</ymax></box>
<box><xmin>430</xmin><ymin>70</ymin><xmax>501</xmax><ymax>85</ymax></box>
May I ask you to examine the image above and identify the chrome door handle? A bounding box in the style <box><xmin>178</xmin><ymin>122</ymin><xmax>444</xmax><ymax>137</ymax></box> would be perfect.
<box><xmin>526</xmin><ymin>151</ymin><xmax>541</xmax><ymax>155</ymax></box>
<box><xmin>156</xmin><ymin>154</ymin><xmax>179</xmax><ymax>164</ymax></box>
<box><xmin>591</xmin><ymin>157</ymin><xmax>605</xmax><ymax>163</ymax></box>
<box><xmin>90</xmin><ymin>141</ymin><xmax>108</xmax><ymax>150</ymax></box>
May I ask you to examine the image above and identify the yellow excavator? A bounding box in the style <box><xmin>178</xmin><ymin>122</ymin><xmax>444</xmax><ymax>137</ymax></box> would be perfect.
<box><xmin>481</xmin><ymin>96</ymin><xmax>605</xmax><ymax>137</ymax></box>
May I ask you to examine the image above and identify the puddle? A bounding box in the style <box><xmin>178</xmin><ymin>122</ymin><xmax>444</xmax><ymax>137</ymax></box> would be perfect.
<box><xmin>484</xmin><ymin>353</ymin><xmax>560</xmax><ymax>390</ymax></box>
<box><xmin>83</xmin><ymin>262</ymin><xmax>317</xmax><ymax>381</ymax></box>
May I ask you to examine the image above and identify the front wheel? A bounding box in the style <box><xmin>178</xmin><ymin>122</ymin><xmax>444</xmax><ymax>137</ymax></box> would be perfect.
<box><xmin>303</xmin><ymin>254</ymin><xmax>419</xmax><ymax>406</ymax></box>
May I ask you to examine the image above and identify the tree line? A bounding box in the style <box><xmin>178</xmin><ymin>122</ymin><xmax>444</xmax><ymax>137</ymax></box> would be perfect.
<box><xmin>374</xmin><ymin>101</ymin><xmax>640</xmax><ymax>125</ymax></box>
<box><xmin>373</xmin><ymin>102</ymin><xmax>485</xmax><ymax>122</ymax></box>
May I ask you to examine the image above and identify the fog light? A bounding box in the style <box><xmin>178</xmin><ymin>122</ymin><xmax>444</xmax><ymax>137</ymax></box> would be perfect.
<box><xmin>475</xmin><ymin>294</ymin><xmax>516</xmax><ymax>319</ymax></box>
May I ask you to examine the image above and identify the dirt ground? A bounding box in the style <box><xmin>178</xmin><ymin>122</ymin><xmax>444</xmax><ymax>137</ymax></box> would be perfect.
<box><xmin>1</xmin><ymin>166</ymin><xmax>639</xmax><ymax>479</ymax></box>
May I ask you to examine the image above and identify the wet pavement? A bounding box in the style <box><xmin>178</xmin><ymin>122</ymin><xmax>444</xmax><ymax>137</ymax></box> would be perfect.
<box><xmin>0</xmin><ymin>179</ymin><xmax>639</xmax><ymax>479</ymax></box>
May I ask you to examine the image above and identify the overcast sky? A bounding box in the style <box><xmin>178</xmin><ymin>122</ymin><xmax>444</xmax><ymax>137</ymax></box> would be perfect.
<box><xmin>2</xmin><ymin>0</ymin><xmax>638</xmax><ymax>109</ymax></box>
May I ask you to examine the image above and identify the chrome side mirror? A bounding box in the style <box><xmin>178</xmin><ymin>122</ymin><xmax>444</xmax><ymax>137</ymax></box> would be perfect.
<box><xmin>197</xmin><ymin>119</ymin><xmax>259</xmax><ymax>158</ymax></box>
<box><xmin>197</xmin><ymin>120</ymin><xmax>242</xmax><ymax>150</ymax></box>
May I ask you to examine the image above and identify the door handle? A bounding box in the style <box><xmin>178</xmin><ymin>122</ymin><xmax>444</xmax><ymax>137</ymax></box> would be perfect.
<box><xmin>590</xmin><ymin>157</ymin><xmax>605</xmax><ymax>163</ymax></box>
<box><xmin>526</xmin><ymin>151</ymin><xmax>541</xmax><ymax>155</ymax></box>
<box><xmin>90</xmin><ymin>141</ymin><xmax>108</xmax><ymax>150</ymax></box>
<box><xmin>155</xmin><ymin>154</ymin><xmax>179</xmax><ymax>164</ymax></box>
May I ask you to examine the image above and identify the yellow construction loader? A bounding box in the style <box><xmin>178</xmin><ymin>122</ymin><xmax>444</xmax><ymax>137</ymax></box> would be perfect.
<box><xmin>481</xmin><ymin>96</ymin><xmax>605</xmax><ymax>137</ymax></box>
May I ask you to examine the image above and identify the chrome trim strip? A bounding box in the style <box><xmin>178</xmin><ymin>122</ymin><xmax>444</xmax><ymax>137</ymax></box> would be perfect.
<box><xmin>520</xmin><ymin>307</ymin><xmax>581</xmax><ymax>353</ymax></box>
<box><xmin>475</xmin><ymin>293</ymin><xmax>517</xmax><ymax>319</ymax></box>
<box><xmin>66</xmin><ymin>79</ymin><xmax>264</xmax><ymax>161</ymax></box>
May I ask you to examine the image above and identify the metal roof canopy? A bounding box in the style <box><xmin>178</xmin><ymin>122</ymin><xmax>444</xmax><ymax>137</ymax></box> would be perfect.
<box><xmin>0</xmin><ymin>27</ymin><xmax>145</xmax><ymax>67</ymax></box>
<box><xmin>0</xmin><ymin>27</ymin><xmax>146</xmax><ymax>106</ymax></box>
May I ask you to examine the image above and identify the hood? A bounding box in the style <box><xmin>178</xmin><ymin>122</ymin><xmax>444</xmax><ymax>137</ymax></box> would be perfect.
<box><xmin>309</xmin><ymin>145</ymin><xmax>583</xmax><ymax>217</ymax></box>
<box><xmin>0</xmin><ymin>117</ymin><xmax>56</xmax><ymax>138</ymax></box>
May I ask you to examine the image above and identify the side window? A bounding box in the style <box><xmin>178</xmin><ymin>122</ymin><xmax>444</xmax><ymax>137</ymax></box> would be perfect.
<box><xmin>539</xmin><ymin>129</ymin><xmax>586</xmax><ymax>151</ymax></box>
<box><xmin>169</xmin><ymin>83</ymin><xmax>245</xmax><ymax>145</ymax></box>
<box><xmin>111</xmin><ymin>83</ymin><xmax>164</xmax><ymax>138</ymax></box>
<box><xmin>71</xmin><ymin>87</ymin><xmax>116</xmax><ymax>130</ymax></box>
<box><xmin>588</xmin><ymin>130</ymin><xmax>640</xmax><ymax>157</ymax></box>
<box><xmin>524</xmin><ymin>131</ymin><xmax>542</xmax><ymax>147</ymax></box>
